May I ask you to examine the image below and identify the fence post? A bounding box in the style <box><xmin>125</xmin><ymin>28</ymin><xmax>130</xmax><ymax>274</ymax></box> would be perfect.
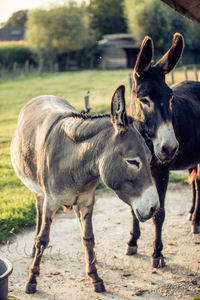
<box><xmin>193</xmin><ymin>65</ymin><xmax>198</xmax><ymax>81</ymax></box>
<box><xmin>83</xmin><ymin>91</ymin><xmax>90</xmax><ymax>113</ymax></box>
<box><xmin>24</xmin><ymin>60</ymin><xmax>30</xmax><ymax>74</ymax></box>
<box><xmin>38</xmin><ymin>59</ymin><xmax>44</xmax><ymax>73</ymax></box>
<box><xmin>13</xmin><ymin>62</ymin><xmax>18</xmax><ymax>75</ymax></box>
<box><xmin>183</xmin><ymin>66</ymin><xmax>188</xmax><ymax>80</ymax></box>
<box><xmin>171</xmin><ymin>70</ymin><xmax>175</xmax><ymax>84</ymax></box>
<box><xmin>129</xmin><ymin>73</ymin><xmax>133</xmax><ymax>93</ymax></box>
<box><xmin>54</xmin><ymin>62</ymin><xmax>59</xmax><ymax>72</ymax></box>
<box><xmin>0</xmin><ymin>64</ymin><xmax>5</xmax><ymax>78</ymax></box>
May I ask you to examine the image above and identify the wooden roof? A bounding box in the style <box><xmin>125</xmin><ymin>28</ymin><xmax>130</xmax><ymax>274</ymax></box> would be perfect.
<box><xmin>161</xmin><ymin>0</ymin><xmax>200</xmax><ymax>23</ymax></box>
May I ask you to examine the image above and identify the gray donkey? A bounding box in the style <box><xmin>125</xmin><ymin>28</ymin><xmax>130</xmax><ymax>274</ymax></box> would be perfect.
<box><xmin>11</xmin><ymin>85</ymin><xmax>159</xmax><ymax>293</ymax></box>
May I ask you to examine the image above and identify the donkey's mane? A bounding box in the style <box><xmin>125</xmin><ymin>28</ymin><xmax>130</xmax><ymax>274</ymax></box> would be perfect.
<box><xmin>63</xmin><ymin>112</ymin><xmax>110</xmax><ymax>119</ymax></box>
<box><xmin>64</xmin><ymin>112</ymin><xmax>135</xmax><ymax>124</ymax></box>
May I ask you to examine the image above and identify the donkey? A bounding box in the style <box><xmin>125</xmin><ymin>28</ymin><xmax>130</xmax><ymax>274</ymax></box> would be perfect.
<box><xmin>126</xmin><ymin>32</ymin><xmax>200</xmax><ymax>268</ymax></box>
<box><xmin>11</xmin><ymin>85</ymin><xmax>159</xmax><ymax>293</ymax></box>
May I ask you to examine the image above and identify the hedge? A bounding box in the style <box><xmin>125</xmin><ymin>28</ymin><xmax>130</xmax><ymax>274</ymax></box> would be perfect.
<box><xmin>0</xmin><ymin>42</ymin><xmax>36</xmax><ymax>69</ymax></box>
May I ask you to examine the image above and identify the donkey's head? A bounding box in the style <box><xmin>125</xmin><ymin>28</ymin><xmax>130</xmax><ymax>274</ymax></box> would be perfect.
<box><xmin>99</xmin><ymin>85</ymin><xmax>159</xmax><ymax>222</ymax></box>
<box><xmin>129</xmin><ymin>33</ymin><xmax>184</xmax><ymax>162</ymax></box>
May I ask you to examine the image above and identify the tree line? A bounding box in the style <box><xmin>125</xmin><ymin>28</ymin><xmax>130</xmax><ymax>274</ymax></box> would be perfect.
<box><xmin>1</xmin><ymin>0</ymin><xmax>200</xmax><ymax>71</ymax></box>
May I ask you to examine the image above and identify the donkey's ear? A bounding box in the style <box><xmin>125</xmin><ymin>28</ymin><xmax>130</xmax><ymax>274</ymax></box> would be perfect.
<box><xmin>111</xmin><ymin>85</ymin><xmax>128</xmax><ymax>134</ymax></box>
<box><xmin>155</xmin><ymin>33</ymin><xmax>184</xmax><ymax>74</ymax></box>
<box><xmin>134</xmin><ymin>36</ymin><xmax>154</xmax><ymax>77</ymax></box>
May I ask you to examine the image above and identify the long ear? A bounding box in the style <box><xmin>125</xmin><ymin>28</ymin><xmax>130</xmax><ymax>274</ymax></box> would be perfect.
<box><xmin>155</xmin><ymin>33</ymin><xmax>184</xmax><ymax>74</ymax></box>
<box><xmin>111</xmin><ymin>85</ymin><xmax>128</xmax><ymax>134</ymax></box>
<box><xmin>134</xmin><ymin>36</ymin><xmax>154</xmax><ymax>77</ymax></box>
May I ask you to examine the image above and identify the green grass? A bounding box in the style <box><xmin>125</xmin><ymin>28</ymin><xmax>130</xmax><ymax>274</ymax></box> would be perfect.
<box><xmin>0</xmin><ymin>69</ymin><xmax>191</xmax><ymax>243</ymax></box>
<box><xmin>169</xmin><ymin>173</ymin><xmax>188</xmax><ymax>185</ymax></box>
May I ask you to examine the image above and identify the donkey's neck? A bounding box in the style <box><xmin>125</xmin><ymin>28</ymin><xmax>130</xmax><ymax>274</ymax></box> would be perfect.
<box><xmin>61</xmin><ymin>113</ymin><xmax>111</xmax><ymax>143</ymax></box>
<box><xmin>49</xmin><ymin>113</ymin><xmax>114</xmax><ymax>192</ymax></box>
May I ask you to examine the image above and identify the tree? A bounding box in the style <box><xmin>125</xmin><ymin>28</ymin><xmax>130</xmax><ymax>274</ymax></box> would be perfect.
<box><xmin>124</xmin><ymin>0</ymin><xmax>195</xmax><ymax>56</ymax></box>
<box><xmin>3</xmin><ymin>10</ymin><xmax>28</xmax><ymax>28</ymax></box>
<box><xmin>88</xmin><ymin>0</ymin><xmax>127</xmax><ymax>39</ymax></box>
<box><xmin>26</xmin><ymin>1</ymin><xmax>95</xmax><ymax>69</ymax></box>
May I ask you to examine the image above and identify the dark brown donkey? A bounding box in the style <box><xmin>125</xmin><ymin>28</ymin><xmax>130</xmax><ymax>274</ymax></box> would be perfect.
<box><xmin>11</xmin><ymin>86</ymin><xmax>159</xmax><ymax>293</ymax></box>
<box><xmin>126</xmin><ymin>33</ymin><xmax>200</xmax><ymax>268</ymax></box>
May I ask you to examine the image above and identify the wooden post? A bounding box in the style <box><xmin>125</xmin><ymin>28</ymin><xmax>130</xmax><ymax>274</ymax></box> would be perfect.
<box><xmin>24</xmin><ymin>60</ymin><xmax>30</xmax><ymax>74</ymax></box>
<box><xmin>38</xmin><ymin>59</ymin><xmax>44</xmax><ymax>73</ymax></box>
<box><xmin>13</xmin><ymin>62</ymin><xmax>18</xmax><ymax>74</ymax></box>
<box><xmin>193</xmin><ymin>65</ymin><xmax>198</xmax><ymax>81</ymax></box>
<box><xmin>183</xmin><ymin>66</ymin><xmax>188</xmax><ymax>80</ymax></box>
<box><xmin>171</xmin><ymin>71</ymin><xmax>175</xmax><ymax>84</ymax></box>
<box><xmin>83</xmin><ymin>91</ymin><xmax>90</xmax><ymax>113</ymax></box>
<box><xmin>0</xmin><ymin>64</ymin><xmax>5</xmax><ymax>78</ymax></box>
<box><xmin>54</xmin><ymin>62</ymin><xmax>59</xmax><ymax>72</ymax></box>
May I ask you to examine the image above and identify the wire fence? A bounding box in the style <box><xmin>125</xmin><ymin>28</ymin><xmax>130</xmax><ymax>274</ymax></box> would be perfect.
<box><xmin>170</xmin><ymin>64</ymin><xmax>200</xmax><ymax>84</ymax></box>
<box><xmin>1</xmin><ymin>61</ymin><xmax>200</xmax><ymax>113</ymax></box>
<box><xmin>81</xmin><ymin>65</ymin><xmax>200</xmax><ymax>113</ymax></box>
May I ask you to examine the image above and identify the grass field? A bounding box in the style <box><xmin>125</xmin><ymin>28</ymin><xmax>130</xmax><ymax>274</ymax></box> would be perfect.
<box><xmin>0</xmin><ymin>68</ymin><xmax>192</xmax><ymax>243</ymax></box>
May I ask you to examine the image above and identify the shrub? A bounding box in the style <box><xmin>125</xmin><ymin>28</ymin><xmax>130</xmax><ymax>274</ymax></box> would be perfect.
<box><xmin>0</xmin><ymin>42</ymin><xmax>36</xmax><ymax>69</ymax></box>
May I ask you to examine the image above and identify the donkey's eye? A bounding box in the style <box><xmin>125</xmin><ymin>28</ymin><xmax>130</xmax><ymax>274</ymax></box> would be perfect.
<box><xmin>140</xmin><ymin>97</ymin><xmax>150</xmax><ymax>107</ymax></box>
<box><xmin>126</xmin><ymin>158</ymin><xmax>141</xmax><ymax>170</ymax></box>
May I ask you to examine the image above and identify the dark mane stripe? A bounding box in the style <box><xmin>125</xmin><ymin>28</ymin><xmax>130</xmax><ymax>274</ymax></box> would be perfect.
<box><xmin>63</xmin><ymin>112</ymin><xmax>110</xmax><ymax>120</ymax></box>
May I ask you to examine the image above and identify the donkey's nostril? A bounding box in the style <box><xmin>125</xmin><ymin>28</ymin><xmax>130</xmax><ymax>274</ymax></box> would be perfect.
<box><xmin>161</xmin><ymin>145</ymin><xmax>178</xmax><ymax>157</ymax></box>
<box><xmin>161</xmin><ymin>145</ymin><xmax>169</xmax><ymax>154</ymax></box>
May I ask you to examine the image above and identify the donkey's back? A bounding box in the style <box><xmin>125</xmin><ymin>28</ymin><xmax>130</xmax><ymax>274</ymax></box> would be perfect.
<box><xmin>170</xmin><ymin>80</ymin><xmax>200</xmax><ymax>170</ymax></box>
<box><xmin>11</xmin><ymin>95</ymin><xmax>77</xmax><ymax>194</ymax></box>
<box><xmin>173</xmin><ymin>80</ymin><xmax>200</xmax><ymax>101</ymax></box>
<box><xmin>16</xmin><ymin>95</ymin><xmax>77</xmax><ymax>131</ymax></box>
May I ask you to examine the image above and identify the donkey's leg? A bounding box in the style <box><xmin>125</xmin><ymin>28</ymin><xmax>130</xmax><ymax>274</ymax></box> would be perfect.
<box><xmin>125</xmin><ymin>207</ymin><xmax>140</xmax><ymax>255</ymax></box>
<box><xmin>191</xmin><ymin>165</ymin><xmax>200</xmax><ymax>234</ymax></box>
<box><xmin>188</xmin><ymin>167</ymin><xmax>196</xmax><ymax>221</ymax></box>
<box><xmin>151</xmin><ymin>166</ymin><xmax>169</xmax><ymax>268</ymax></box>
<box><xmin>74</xmin><ymin>192</ymin><xmax>105</xmax><ymax>293</ymax></box>
<box><xmin>31</xmin><ymin>193</ymin><xmax>44</xmax><ymax>257</ymax></box>
<box><xmin>25</xmin><ymin>195</ymin><xmax>58</xmax><ymax>294</ymax></box>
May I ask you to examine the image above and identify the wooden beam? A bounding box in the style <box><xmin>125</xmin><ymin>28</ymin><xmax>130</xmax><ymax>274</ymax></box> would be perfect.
<box><xmin>161</xmin><ymin>0</ymin><xmax>200</xmax><ymax>23</ymax></box>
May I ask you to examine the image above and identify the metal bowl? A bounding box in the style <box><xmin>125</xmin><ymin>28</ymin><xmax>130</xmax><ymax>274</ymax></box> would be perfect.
<box><xmin>0</xmin><ymin>258</ymin><xmax>13</xmax><ymax>300</ymax></box>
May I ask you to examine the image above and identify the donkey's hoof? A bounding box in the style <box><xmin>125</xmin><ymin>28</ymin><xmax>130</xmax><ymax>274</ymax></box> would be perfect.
<box><xmin>25</xmin><ymin>282</ymin><xmax>37</xmax><ymax>294</ymax></box>
<box><xmin>191</xmin><ymin>224</ymin><xmax>200</xmax><ymax>234</ymax></box>
<box><xmin>93</xmin><ymin>281</ymin><xmax>106</xmax><ymax>293</ymax></box>
<box><xmin>152</xmin><ymin>256</ymin><xmax>165</xmax><ymax>268</ymax></box>
<box><xmin>125</xmin><ymin>245</ymin><xmax>137</xmax><ymax>255</ymax></box>
<box><xmin>188</xmin><ymin>213</ymin><xmax>192</xmax><ymax>221</ymax></box>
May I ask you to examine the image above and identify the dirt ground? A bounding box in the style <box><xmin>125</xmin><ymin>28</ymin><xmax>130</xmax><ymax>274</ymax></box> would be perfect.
<box><xmin>2</xmin><ymin>176</ymin><xmax>200</xmax><ymax>300</ymax></box>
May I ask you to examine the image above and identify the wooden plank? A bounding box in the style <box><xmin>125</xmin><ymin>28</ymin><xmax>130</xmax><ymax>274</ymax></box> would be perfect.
<box><xmin>161</xmin><ymin>0</ymin><xmax>200</xmax><ymax>23</ymax></box>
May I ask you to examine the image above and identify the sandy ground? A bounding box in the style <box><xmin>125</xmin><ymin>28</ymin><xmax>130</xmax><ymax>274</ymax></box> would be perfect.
<box><xmin>2</xmin><ymin>179</ymin><xmax>200</xmax><ymax>300</ymax></box>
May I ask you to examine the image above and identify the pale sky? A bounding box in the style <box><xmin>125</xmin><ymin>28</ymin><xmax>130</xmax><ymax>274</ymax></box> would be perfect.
<box><xmin>0</xmin><ymin>0</ymin><xmax>83</xmax><ymax>23</ymax></box>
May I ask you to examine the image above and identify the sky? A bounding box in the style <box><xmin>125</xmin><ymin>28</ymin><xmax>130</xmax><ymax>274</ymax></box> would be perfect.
<box><xmin>0</xmin><ymin>0</ymin><xmax>82</xmax><ymax>24</ymax></box>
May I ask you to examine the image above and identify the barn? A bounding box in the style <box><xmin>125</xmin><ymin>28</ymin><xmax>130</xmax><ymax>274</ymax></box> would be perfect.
<box><xmin>98</xmin><ymin>33</ymin><xmax>139</xmax><ymax>70</ymax></box>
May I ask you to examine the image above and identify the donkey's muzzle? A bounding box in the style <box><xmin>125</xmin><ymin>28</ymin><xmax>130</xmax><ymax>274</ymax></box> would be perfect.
<box><xmin>153</xmin><ymin>122</ymin><xmax>179</xmax><ymax>163</ymax></box>
<box><xmin>133</xmin><ymin>186</ymin><xmax>159</xmax><ymax>222</ymax></box>
<box><xmin>159</xmin><ymin>143</ymin><xmax>179</xmax><ymax>162</ymax></box>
